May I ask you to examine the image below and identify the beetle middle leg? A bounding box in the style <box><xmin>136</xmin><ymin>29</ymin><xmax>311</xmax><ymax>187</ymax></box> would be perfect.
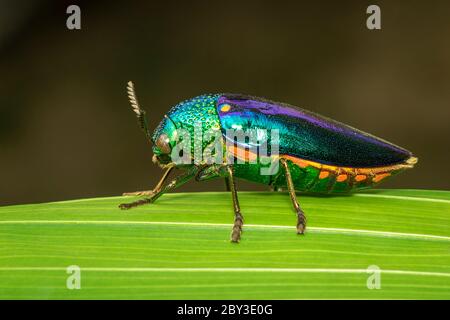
<box><xmin>197</xmin><ymin>165</ymin><xmax>243</xmax><ymax>242</ymax></box>
<box><xmin>280</xmin><ymin>158</ymin><xmax>307</xmax><ymax>234</ymax></box>
<box><xmin>225</xmin><ymin>166</ymin><xmax>244</xmax><ymax>243</ymax></box>
<box><xmin>119</xmin><ymin>166</ymin><xmax>197</xmax><ymax>209</ymax></box>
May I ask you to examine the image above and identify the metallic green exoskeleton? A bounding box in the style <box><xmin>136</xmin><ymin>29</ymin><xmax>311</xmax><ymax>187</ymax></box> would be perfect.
<box><xmin>120</xmin><ymin>82</ymin><xmax>417</xmax><ymax>242</ymax></box>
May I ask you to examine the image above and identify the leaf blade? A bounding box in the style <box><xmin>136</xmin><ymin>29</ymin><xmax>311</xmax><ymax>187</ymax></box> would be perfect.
<box><xmin>0</xmin><ymin>189</ymin><xmax>449</xmax><ymax>299</ymax></box>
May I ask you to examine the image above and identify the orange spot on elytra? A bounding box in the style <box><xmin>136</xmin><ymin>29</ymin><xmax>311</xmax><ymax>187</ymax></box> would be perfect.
<box><xmin>319</xmin><ymin>171</ymin><xmax>329</xmax><ymax>179</ymax></box>
<box><xmin>220</xmin><ymin>104</ymin><xmax>231</xmax><ymax>112</ymax></box>
<box><xmin>355</xmin><ymin>174</ymin><xmax>367</xmax><ymax>182</ymax></box>
<box><xmin>336</xmin><ymin>174</ymin><xmax>348</xmax><ymax>182</ymax></box>
<box><xmin>229</xmin><ymin>146</ymin><xmax>257</xmax><ymax>162</ymax></box>
<box><xmin>373</xmin><ymin>173</ymin><xmax>390</xmax><ymax>183</ymax></box>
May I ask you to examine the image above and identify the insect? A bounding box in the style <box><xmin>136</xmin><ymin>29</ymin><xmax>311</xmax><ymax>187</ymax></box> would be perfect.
<box><xmin>120</xmin><ymin>81</ymin><xmax>417</xmax><ymax>243</ymax></box>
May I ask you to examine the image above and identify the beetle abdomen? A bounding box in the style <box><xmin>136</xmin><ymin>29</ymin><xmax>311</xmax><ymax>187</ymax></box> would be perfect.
<box><xmin>227</xmin><ymin>144</ymin><xmax>417</xmax><ymax>192</ymax></box>
<box><xmin>274</xmin><ymin>155</ymin><xmax>417</xmax><ymax>193</ymax></box>
<box><xmin>217</xmin><ymin>94</ymin><xmax>413</xmax><ymax>168</ymax></box>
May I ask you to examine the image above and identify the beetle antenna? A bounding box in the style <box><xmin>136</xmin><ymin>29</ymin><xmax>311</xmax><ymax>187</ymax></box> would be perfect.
<box><xmin>127</xmin><ymin>81</ymin><xmax>152</xmax><ymax>142</ymax></box>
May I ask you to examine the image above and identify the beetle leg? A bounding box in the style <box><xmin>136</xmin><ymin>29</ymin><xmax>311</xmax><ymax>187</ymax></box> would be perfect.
<box><xmin>122</xmin><ymin>191</ymin><xmax>153</xmax><ymax>196</ymax></box>
<box><xmin>280</xmin><ymin>158</ymin><xmax>307</xmax><ymax>234</ymax></box>
<box><xmin>225</xmin><ymin>166</ymin><xmax>244</xmax><ymax>243</ymax></box>
<box><xmin>122</xmin><ymin>165</ymin><xmax>175</xmax><ymax>196</ymax></box>
<box><xmin>118</xmin><ymin>166</ymin><xmax>197</xmax><ymax>209</ymax></box>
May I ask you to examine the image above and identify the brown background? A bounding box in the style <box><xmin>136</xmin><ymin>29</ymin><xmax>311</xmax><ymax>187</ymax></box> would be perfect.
<box><xmin>1</xmin><ymin>0</ymin><xmax>449</xmax><ymax>205</ymax></box>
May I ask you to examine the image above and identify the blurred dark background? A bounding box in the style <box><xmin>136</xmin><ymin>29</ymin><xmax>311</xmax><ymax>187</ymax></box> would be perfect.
<box><xmin>1</xmin><ymin>0</ymin><xmax>449</xmax><ymax>205</ymax></box>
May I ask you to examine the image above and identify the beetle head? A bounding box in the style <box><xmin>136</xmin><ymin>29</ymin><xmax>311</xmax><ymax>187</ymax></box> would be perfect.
<box><xmin>127</xmin><ymin>83</ymin><xmax>221</xmax><ymax>168</ymax></box>
<box><xmin>151</xmin><ymin>115</ymin><xmax>178</xmax><ymax>167</ymax></box>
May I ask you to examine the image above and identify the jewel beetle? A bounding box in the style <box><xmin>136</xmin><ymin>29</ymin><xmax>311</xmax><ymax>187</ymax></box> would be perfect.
<box><xmin>120</xmin><ymin>81</ymin><xmax>417</xmax><ymax>242</ymax></box>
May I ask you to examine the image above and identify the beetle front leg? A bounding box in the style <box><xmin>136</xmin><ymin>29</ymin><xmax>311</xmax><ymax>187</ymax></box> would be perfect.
<box><xmin>225</xmin><ymin>166</ymin><xmax>244</xmax><ymax>243</ymax></box>
<box><xmin>119</xmin><ymin>166</ymin><xmax>197</xmax><ymax>210</ymax></box>
<box><xmin>122</xmin><ymin>164</ymin><xmax>175</xmax><ymax>196</ymax></box>
<box><xmin>280</xmin><ymin>158</ymin><xmax>307</xmax><ymax>234</ymax></box>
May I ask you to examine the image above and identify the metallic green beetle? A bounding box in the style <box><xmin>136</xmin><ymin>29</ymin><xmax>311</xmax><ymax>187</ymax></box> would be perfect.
<box><xmin>120</xmin><ymin>81</ymin><xmax>417</xmax><ymax>242</ymax></box>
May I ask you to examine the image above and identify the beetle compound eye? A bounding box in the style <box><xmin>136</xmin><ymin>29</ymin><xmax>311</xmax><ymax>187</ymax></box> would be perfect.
<box><xmin>156</xmin><ymin>134</ymin><xmax>171</xmax><ymax>154</ymax></box>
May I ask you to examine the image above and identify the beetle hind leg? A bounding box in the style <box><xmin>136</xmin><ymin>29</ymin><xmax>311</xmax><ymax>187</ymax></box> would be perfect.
<box><xmin>280</xmin><ymin>158</ymin><xmax>307</xmax><ymax>235</ymax></box>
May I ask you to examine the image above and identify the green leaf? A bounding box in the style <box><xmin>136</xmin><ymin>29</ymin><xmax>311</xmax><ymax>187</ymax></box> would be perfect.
<box><xmin>0</xmin><ymin>189</ymin><xmax>449</xmax><ymax>299</ymax></box>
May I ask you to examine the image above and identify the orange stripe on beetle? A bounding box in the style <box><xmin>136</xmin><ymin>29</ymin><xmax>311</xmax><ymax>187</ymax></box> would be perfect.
<box><xmin>319</xmin><ymin>171</ymin><xmax>329</xmax><ymax>179</ymax></box>
<box><xmin>336</xmin><ymin>174</ymin><xmax>348</xmax><ymax>182</ymax></box>
<box><xmin>355</xmin><ymin>174</ymin><xmax>367</xmax><ymax>182</ymax></box>
<box><xmin>229</xmin><ymin>146</ymin><xmax>258</xmax><ymax>162</ymax></box>
<box><xmin>281</xmin><ymin>155</ymin><xmax>311</xmax><ymax>168</ymax></box>
<box><xmin>373</xmin><ymin>173</ymin><xmax>391</xmax><ymax>183</ymax></box>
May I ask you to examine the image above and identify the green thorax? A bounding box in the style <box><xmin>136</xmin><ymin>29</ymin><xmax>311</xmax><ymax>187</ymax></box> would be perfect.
<box><xmin>152</xmin><ymin>94</ymin><xmax>222</xmax><ymax>156</ymax></box>
<box><xmin>168</xmin><ymin>94</ymin><xmax>221</xmax><ymax>134</ymax></box>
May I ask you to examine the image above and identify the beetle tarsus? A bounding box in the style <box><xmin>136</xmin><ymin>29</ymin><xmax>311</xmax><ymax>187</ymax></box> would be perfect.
<box><xmin>119</xmin><ymin>198</ymin><xmax>152</xmax><ymax>210</ymax></box>
<box><xmin>231</xmin><ymin>213</ymin><xmax>243</xmax><ymax>243</ymax></box>
<box><xmin>226</xmin><ymin>166</ymin><xmax>244</xmax><ymax>243</ymax></box>
<box><xmin>296</xmin><ymin>211</ymin><xmax>307</xmax><ymax>234</ymax></box>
